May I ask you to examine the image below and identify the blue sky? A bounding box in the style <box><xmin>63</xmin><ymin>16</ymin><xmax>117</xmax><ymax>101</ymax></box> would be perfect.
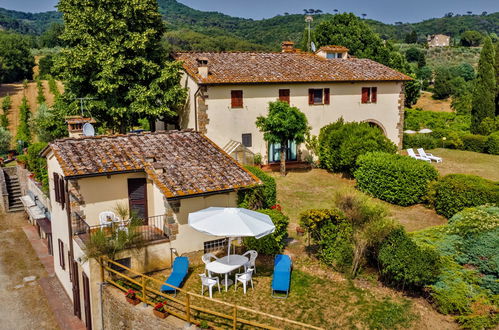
<box><xmin>2</xmin><ymin>0</ymin><xmax>499</xmax><ymax>23</ymax></box>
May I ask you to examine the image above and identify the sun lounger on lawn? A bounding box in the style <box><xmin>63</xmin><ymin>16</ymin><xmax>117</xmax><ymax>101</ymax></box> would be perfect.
<box><xmin>161</xmin><ymin>256</ymin><xmax>189</xmax><ymax>296</ymax></box>
<box><xmin>406</xmin><ymin>149</ymin><xmax>431</xmax><ymax>162</ymax></box>
<box><xmin>272</xmin><ymin>254</ymin><xmax>292</xmax><ymax>298</ymax></box>
<box><xmin>417</xmin><ymin>148</ymin><xmax>442</xmax><ymax>163</ymax></box>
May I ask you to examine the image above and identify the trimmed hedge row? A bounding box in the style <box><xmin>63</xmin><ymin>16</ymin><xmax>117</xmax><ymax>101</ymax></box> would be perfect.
<box><xmin>355</xmin><ymin>152</ymin><xmax>439</xmax><ymax>206</ymax></box>
<box><xmin>242</xmin><ymin>209</ymin><xmax>289</xmax><ymax>255</ymax></box>
<box><xmin>433</xmin><ymin>174</ymin><xmax>499</xmax><ymax>218</ymax></box>
<box><xmin>237</xmin><ymin>165</ymin><xmax>276</xmax><ymax>210</ymax></box>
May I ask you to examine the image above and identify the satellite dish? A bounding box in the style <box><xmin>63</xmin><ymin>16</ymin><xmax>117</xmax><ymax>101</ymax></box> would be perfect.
<box><xmin>82</xmin><ymin>123</ymin><xmax>95</xmax><ymax>137</ymax></box>
<box><xmin>311</xmin><ymin>42</ymin><xmax>316</xmax><ymax>52</ymax></box>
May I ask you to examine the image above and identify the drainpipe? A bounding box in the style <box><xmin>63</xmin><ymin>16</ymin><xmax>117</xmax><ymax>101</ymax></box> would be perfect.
<box><xmin>193</xmin><ymin>86</ymin><xmax>201</xmax><ymax>132</ymax></box>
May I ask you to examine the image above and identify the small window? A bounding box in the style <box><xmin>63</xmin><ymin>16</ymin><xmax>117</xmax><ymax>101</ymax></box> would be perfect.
<box><xmin>204</xmin><ymin>238</ymin><xmax>228</xmax><ymax>253</ymax></box>
<box><xmin>278</xmin><ymin>89</ymin><xmax>290</xmax><ymax>104</ymax></box>
<box><xmin>242</xmin><ymin>133</ymin><xmax>252</xmax><ymax>147</ymax></box>
<box><xmin>361</xmin><ymin>87</ymin><xmax>378</xmax><ymax>104</ymax></box>
<box><xmin>309</xmin><ymin>88</ymin><xmax>330</xmax><ymax>105</ymax></box>
<box><xmin>231</xmin><ymin>90</ymin><xmax>243</xmax><ymax>108</ymax></box>
<box><xmin>326</xmin><ymin>52</ymin><xmax>335</xmax><ymax>59</ymax></box>
<box><xmin>58</xmin><ymin>239</ymin><xmax>65</xmax><ymax>270</ymax></box>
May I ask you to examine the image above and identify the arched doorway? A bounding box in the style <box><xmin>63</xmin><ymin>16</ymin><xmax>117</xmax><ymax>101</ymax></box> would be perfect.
<box><xmin>363</xmin><ymin>119</ymin><xmax>387</xmax><ymax>136</ymax></box>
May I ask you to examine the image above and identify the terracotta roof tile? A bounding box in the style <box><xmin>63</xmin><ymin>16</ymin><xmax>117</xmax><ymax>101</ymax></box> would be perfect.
<box><xmin>47</xmin><ymin>131</ymin><xmax>260</xmax><ymax>198</ymax></box>
<box><xmin>175</xmin><ymin>51</ymin><xmax>411</xmax><ymax>84</ymax></box>
<box><xmin>317</xmin><ymin>45</ymin><xmax>349</xmax><ymax>52</ymax></box>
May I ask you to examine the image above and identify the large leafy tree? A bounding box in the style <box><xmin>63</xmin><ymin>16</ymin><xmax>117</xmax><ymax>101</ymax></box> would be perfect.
<box><xmin>471</xmin><ymin>37</ymin><xmax>496</xmax><ymax>134</ymax></box>
<box><xmin>256</xmin><ymin>101</ymin><xmax>309</xmax><ymax>176</ymax></box>
<box><xmin>495</xmin><ymin>42</ymin><xmax>499</xmax><ymax>116</ymax></box>
<box><xmin>56</xmin><ymin>0</ymin><xmax>186</xmax><ymax>132</ymax></box>
<box><xmin>0</xmin><ymin>32</ymin><xmax>34</xmax><ymax>83</ymax></box>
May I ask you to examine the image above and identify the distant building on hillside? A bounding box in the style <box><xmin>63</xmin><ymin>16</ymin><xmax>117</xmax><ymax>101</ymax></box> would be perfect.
<box><xmin>427</xmin><ymin>34</ymin><xmax>450</xmax><ymax>47</ymax></box>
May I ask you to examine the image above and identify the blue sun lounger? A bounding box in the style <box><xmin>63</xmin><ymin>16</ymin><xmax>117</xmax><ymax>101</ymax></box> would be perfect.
<box><xmin>271</xmin><ymin>254</ymin><xmax>292</xmax><ymax>298</ymax></box>
<box><xmin>161</xmin><ymin>256</ymin><xmax>189</xmax><ymax>296</ymax></box>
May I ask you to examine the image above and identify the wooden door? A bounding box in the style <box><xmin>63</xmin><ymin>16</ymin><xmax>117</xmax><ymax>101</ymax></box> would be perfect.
<box><xmin>82</xmin><ymin>272</ymin><xmax>92</xmax><ymax>330</ymax></box>
<box><xmin>128</xmin><ymin>178</ymin><xmax>148</xmax><ymax>221</ymax></box>
<box><xmin>72</xmin><ymin>260</ymin><xmax>81</xmax><ymax>319</ymax></box>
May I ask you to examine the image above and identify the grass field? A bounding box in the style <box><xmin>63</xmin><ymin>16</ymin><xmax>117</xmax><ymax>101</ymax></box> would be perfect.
<box><xmin>413</xmin><ymin>91</ymin><xmax>453</xmax><ymax>112</ymax></box>
<box><xmin>430</xmin><ymin>148</ymin><xmax>499</xmax><ymax>181</ymax></box>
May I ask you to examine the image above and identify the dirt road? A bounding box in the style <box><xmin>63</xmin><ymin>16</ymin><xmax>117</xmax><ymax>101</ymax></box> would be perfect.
<box><xmin>0</xmin><ymin>212</ymin><xmax>59</xmax><ymax>330</ymax></box>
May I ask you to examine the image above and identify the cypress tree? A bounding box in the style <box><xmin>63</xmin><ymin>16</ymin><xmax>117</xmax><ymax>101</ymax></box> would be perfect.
<box><xmin>471</xmin><ymin>37</ymin><xmax>496</xmax><ymax>133</ymax></box>
<box><xmin>495</xmin><ymin>42</ymin><xmax>499</xmax><ymax>116</ymax></box>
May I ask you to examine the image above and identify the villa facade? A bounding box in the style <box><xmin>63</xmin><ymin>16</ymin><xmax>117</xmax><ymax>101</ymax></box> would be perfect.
<box><xmin>174</xmin><ymin>42</ymin><xmax>411</xmax><ymax>165</ymax></box>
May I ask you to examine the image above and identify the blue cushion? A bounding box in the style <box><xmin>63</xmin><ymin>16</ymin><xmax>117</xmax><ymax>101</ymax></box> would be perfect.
<box><xmin>272</xmin><ymin>254</ymin><xmax>291</xmax><ymax>292</ymax></box>
<box><xmin>160</xmin><ymin>256</ymin><xmax>189</xmax><ymax>293</ymax></box>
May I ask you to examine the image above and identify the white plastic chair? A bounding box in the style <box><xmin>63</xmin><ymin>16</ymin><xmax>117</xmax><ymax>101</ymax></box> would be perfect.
<box><xmin>199</xmin><ymin>274</ymin><xmax>221</xmax><ymax>299</ymax></box>
<box><xmin>202</xmin><ymin>253</ymin><xmax>218</xmax><ymax>276</ymax></box>
<box><xmin>242</xmin><ymin>250</ymin><xmax>258</xmax><ymax>274</ymax></box>
<box><xmin>235</xmin><ymin>268</ymin><xmax>254</xmax><ymax>294</ymax></box>
<box><xmin>99</xmin><ymin>211</ymin><xmax>119</xmax><ymax>227</ymax></box>
<box><xmin>417</xmin><ymin>148</ymin><xmax>442</xmax><ymax>163</ymax></box>
<box><xmin>406</xmin><ymin>149</ymin><xmax>431</xmax><ymax>162</ymax></box>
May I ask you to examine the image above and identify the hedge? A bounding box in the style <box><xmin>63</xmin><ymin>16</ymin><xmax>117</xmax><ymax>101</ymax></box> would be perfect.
<box><xmin>242</xmin><ymin>209</ymin><xmax>289</xmax><ymax>255</ymax></box>
<box><xmin>433</xmin><ymin>174</ymin><xmax>499</xmax><ymax>218</ymax></box>
<box><xmin>237</xmin><ymin>166</ymin><xmax>276</xmax><ymax>210</ymax></box>
<box><xmin>486</xmin><ymin>131</ymin><xmax>499</xmax><ymax>155</ymax></box>
<box><xmin>354</xmin><ymin>152</ymin><xmax>439</xmax><ymax>206</ymax></box>
<box><xmin>402</xmin><ymin>133</ymin><xmax>438</xmax><ymax>150</ymax></box>
<box><xmin>461</xmin><ymin>133</ymin><xmax>487</xmax><ymax>153</ymax></box>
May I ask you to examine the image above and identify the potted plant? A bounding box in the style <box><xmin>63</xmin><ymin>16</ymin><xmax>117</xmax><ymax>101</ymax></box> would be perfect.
<box><xmin>198</xmin><ymin>320</ymin><xmax>214</xmax><ymax>329</ymax></box>
<box><xmin>153</xmin><ymin>302</ymin><xmax>168</xmax><ymax>319</ymax></box>
<box><xmin>125</xmin><ymin>289</ymin><xmax>140</xmax><ymax>305</ymax></box>
<box><xmin>16</xmin><ymin>154</ymin><xmax>27</xmax><ymax>169</ymax></box>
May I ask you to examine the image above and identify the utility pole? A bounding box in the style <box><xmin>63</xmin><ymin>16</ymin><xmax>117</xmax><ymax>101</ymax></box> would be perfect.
<box><xmin>305</xmin><ymin>15</ymin><xmax>313</xmax><ymax>52</ymax></box>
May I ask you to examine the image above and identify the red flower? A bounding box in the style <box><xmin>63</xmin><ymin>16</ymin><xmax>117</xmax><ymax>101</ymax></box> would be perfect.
<box><xmin>154</xmin><ymin>302</ymin><xmax>166</xmax><ymax>311</ymax></box>
<box><xmin>125</xmin><ymin>289</ymin><xmax>136</xmax><ymax>298</ymax></box>
<box><xmin>271</xmin><ymin>204</ymin><xmax>282</xmax><ymax>212</ymax></box>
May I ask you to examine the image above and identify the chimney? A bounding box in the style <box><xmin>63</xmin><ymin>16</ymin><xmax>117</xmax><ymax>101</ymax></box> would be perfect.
<box><xmin>196</xmin><ymin>57</ymin><xmax>209</xmax><ymax>79</ymax></box>
<box><xmin>281</xmin><ymin>41</ymin><xmax>295</xmax><ymax>53</ymax></box>
<box><xmin>65</xmin><ymin>116</ymin><xmax>96</xmax><ymax>138</ymax></box>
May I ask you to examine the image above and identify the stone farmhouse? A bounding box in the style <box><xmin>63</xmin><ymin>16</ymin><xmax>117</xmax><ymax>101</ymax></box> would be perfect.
<box><xmin>427</xmin><ymin>34</ymin><xmax>451</xmax><ymax>47</ymax></box>
<box><xmin>174</xmin><ymin>42</ymin><xmax>411</xmax><ymax>165</ymax></box>
<box><xmin>41</xmin><ymin>130</ymin><xmax>260</xmax><ymax>329</ymax></box>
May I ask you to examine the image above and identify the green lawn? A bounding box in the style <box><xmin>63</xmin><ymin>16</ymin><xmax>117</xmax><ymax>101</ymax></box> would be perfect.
<box><xmin>430</xmin><ymin>148</ymin><xmax>499</xmax><ymax>181</ymax></box>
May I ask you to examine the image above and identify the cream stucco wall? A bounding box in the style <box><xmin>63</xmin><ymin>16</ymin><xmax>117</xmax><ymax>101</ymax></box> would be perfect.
<box><xmin>181</xmin><ymin>77</ymin><xmax>403</xmax><ymax>162</ymax></box>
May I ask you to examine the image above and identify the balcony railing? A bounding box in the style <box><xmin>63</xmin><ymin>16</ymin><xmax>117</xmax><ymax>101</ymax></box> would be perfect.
<box><xmin>73</xmin><ymin>213</ymin><xmax>170</xmax><ymax>245</ymax></box>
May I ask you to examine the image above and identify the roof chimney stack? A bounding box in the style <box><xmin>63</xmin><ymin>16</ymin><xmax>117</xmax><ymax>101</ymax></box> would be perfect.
<box><xmin>196</xmin><ymin>57</ymin><xmax>209</xmax><ymax>79</ymax></box>
<box><xmin>281</xmin><ymin>41</ymin><xmax>295</xmax><ymax>53</ymax></box>
<box><xmin>65</xmin><ymin>116</ymin><xmax>96</xmax><ymax>138</ymax></box>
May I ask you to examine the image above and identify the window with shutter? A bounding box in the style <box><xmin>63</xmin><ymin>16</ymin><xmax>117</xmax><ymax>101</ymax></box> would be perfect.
<box><xmin>309</xmin><ymin>89</ymin><xmax>329</xmax><ymax>105</ymax></box>
<box><xmin>324</xmin><ymin>88</ymin><xmax>330</xmax><ymax>105</ymax></box>
<box><xmin>59</xmin><ymin>178</ymin><xmax>65</xmax><ymax>209</ymax></box>
<box><xmin>361</xmin><ymin>87</ymin><xmax>370</xmax><ymax>104</ymax></box>
<box><xmin>242</xmin><ymin>133</ymin><xmax>252</xmax><ymax>147</ymax></box>
<box><xmin>371</xmin><ymin>87</ymin><xmax>378</xmax><ymax>103</ymax></box>
<box><xmin>308</xmin><ymin>89</ymin><xmax>314</xmax><ymax>105</ymax></box>
<box><xmin>231</xmin><ymin>90</ymin><xmax>243</xmax><ymax>108</ymax></box>
<box><xmin>58</xmin><ymin>239</ymin><xmax>65</xmax><ymax>270</ymax></box>
<box><xmin>278</xmin><ymin>89</ymin><xmax>290</xmax><ymax>104</ymax></box>
<box><xmin>53</xmin><ymin>173</ymin><xmax>60</xmax><ymax>203</ymax></box>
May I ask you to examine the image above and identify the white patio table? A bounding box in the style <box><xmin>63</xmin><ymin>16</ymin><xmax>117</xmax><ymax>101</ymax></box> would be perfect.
<box><xmin>205</xmin><ymin>255</ymin><xmax>248</xmax><ymax>291</ymax></box>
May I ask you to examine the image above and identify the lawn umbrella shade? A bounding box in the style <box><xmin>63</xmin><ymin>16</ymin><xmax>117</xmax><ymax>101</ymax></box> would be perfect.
<box><xmin>188</xmin><ymin>207</ymin><xmax>275</xmax><ymax>260</ymax></box>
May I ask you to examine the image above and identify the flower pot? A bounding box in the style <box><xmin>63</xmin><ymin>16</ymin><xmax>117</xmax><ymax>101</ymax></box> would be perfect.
<box><xmin>126</xmin><ymin>297</ymin><xmax>140</xmax><ymax>305</ymax></box>
<box><xmin>153</xmin><ymin>309</ymin><xmax>168</xmax><ymax>319</ymax></box>
<box><xmin>296</xmin><ymin>226</ymin><xmax>305</xmax><ymax>236</ymax></box>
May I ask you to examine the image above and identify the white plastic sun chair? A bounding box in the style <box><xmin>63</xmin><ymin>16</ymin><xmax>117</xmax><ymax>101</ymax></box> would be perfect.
<box><xmin>406</xmin><ymin>149</ymin><xmax>431</xmax><ymax>162</ymax></box>
<box><xmin>242</xmin><ymin>250</ymin><xmax>258</xmax><ymax>274</ymax></box>
<box><xmin>417</xmin><ymin>148</ymin><xmax>442</xmax><ymax>163</ymax></box>
<box><xmin>235</xmin><ymin>268</ymin><xmax>254</xmax><ymax>294</ymax></box>
<box><xmin>99</xmin><ymin>211</ymin><xmax>119</xmax><ymax>227</ymax></box>
<box><xmin>202</xmin><ymin>253</ymin><xmax>218</xmax><ymax>276</ymax></box>
<box><xmin>199</xmin><ymin>274</ymin><xmax>221</xmax><ymax>299</ymax></box>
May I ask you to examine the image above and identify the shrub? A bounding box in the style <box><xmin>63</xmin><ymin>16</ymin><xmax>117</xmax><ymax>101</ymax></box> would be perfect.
<box><xmin>355</xmin><ymin>152</ymin><xmax>439</xmax><ymax>206</ymax></box>
<box><xmin>404</xmin><ymin>109</ymin><xmax>470</xmax><ymax>132</ymax></box>
<box><xmin>299</xmin><ymin>208</ymin><xmax>345</xmax><ymax>242</ymax></box>
<box><xmin>26</xmin><ymin>142</ymin><xmax>49</xmax><ymax>190</ymax></box>
<box><xmin>402</xmin><ymin>133</ymin><xmax>438</xmax><ymax>150</ymax></box>
<box><xmin>461</xmin><ymin>133</ymin><xmax>487</xmax><ymax>152</ymax></box>
<box><xmin>378</xmin><ymin>227</ymin><xmax>441</xmax><ymax>288</ymax></box>
<box><xmin>318</xmin><ymin>220</ymin><xmax>354</xmax><ymax>272</ymax></box>
<box><xmin>1</xmin><ymin>94</ymin><xmax>11</xmax><ymax>112</ymax></box>
<box><xmin>237</xmin><ymin>166</ymin><xmax>276</xmax><ymax>209</ymax></box>
<box><xmin>434</xmin><ymin>174</ymin><xmax>499</xmax><ymax>218</ymax></box>
<box><xmin>319</xmin><ymin>119</ymin><xmax>396</xmax><ymax>174</ymax></box>
<box><xmin>0</xmin><ymin>127</ymin><xmax>11</xmax><ymax>154</ymax></box>
<box><xmin>242</xmin><ymin>209</ymin><xmax>288</xmax><ymax>255</ymax></box>
<box><xmin>15</xmin><ymin>96</ymin><xmax>31</xmax><ymax>144</ymax></box>
<box><xmin>486</xmin><ymin>131</ymin><xmax>499</xmax><ymax>155</ymax></box>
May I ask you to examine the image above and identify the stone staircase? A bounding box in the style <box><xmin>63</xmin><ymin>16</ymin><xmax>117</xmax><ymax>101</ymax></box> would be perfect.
<box><xmin>5</xmin><ymin>173</ymin><xmax>23</xmax><ymax>212</ymax></box>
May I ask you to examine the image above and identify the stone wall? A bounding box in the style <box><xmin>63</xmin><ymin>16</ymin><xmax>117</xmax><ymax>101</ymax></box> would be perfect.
<box><xmin>0</xmin><ymin>168</ymin><xmax>9</xmax><ymax>213</ymax></box>
<box><xmin>102</xmin><ymin>285</ymin><xmax>187</xmax><ymax>330</ymax></box>
<box><xmin>16</xmin><ymin>165</ymin><xmax>51</xmax><ymax>210</ymax></box>
<box><xmin>397</xmin><ymin>85</ymin><xmax>406</xmax><ymax>150</ymax></box>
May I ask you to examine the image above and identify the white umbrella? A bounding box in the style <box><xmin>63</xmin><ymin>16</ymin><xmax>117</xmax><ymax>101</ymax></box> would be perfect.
<box><xmin>419</xmin><ymin>128</ymin><xmax>433</xmax><ymax>134</ymax></box>
<box><xmin>404</xmin><ymin>130</ymin><xmax>417</xmax><ymax>134</ymax></box>
<box><xmin>188</xmin><ymin>207</ymin><xmax>275</xmax><ymax>259</ymax></box>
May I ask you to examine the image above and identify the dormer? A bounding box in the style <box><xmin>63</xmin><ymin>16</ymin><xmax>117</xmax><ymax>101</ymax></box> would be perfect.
<box><xmin>316</xmin><ymin>45</ymin><xmax>349</xmax><ymax>59</ymax></box>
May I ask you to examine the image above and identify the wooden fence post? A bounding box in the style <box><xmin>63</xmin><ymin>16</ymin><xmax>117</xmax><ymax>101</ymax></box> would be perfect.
<box><xmin>186</xmin><ymin>294</ymin><xmax>191</xmax><ymax>324</ymax></box>
<box><xmin>233</xmin><ymin>305</ymin><xmax>237</xmax><ymax>329</ymax></box>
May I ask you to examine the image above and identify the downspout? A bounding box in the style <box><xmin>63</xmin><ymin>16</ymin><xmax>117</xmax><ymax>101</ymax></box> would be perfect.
<box><xmin>193</xmin><ymin>86</ymin><xmax>201</xmax><ymax>132</ymax></box>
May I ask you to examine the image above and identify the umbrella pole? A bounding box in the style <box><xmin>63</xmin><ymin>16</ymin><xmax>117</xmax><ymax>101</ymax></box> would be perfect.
<box><xmin>227</xmin><ymin>238</ymin><xmax>231</xmax><ymax>262</ymax></box>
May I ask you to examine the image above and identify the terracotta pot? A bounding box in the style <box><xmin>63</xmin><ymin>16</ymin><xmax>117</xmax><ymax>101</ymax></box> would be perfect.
<box><xmin>153</xmin><ymin>309</ymin><xmax>168</xmax><ymax>319</ymax></box>
<box><xmin>126</xmin><ymin>297</ymin><xmax>140</xmax><ymax>305</ymax></box>
<box><xmin>296</xmin><ymin>227</ymin><xmax>305</xmax><ymax>236</ymax></box>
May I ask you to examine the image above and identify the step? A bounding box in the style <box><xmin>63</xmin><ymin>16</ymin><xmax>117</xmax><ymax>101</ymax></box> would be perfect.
<box><xmin>8</xmin><ymin>206</ymin><xmax>24</xmax><ymax>212</ymax></box>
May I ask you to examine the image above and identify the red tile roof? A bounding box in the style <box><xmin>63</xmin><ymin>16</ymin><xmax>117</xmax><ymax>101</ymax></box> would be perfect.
<box><xmin>45</xmin><ymin>131</ymin><xmax>260</xmax><ymax>198</ymax></box>
<box><xmin>317</xmin><ymin>45</ymin><xmax>349</xmax><ymax>52</ymax></box>
<box><xmin>175</xmin><ymin>51</ymin><xmax>411</xmax><ymax>84</ymax></box>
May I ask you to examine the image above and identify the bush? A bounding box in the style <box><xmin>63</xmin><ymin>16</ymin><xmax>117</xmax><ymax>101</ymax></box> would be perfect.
<box><xmin>434</xmin><ymin>174</ymin><xmax>499</xmax><ymax>218</ymax></box>
<box><xmin>242</xmin><ymin>209</ymin><xmax>288</xmax><ymax>255</ymax></box>
<box><xmin>318</xmin><ymin>220</ymin><xmax>354</xmax><ymax>272</ymax></box>
<box><xmin>402</xmin><ymin>133</ymin><xmax>438</xmax><ymax>149</ymax></box>
<box><xmin>299</xmin><ymin>208</ymin><xmax>345</xmax><ymax>242</ymax></box>
<box><xmin>0</xmin><ymin>127</ymin><xmax>11</xmax><ymax>154</ymax></box>
<box><xmin>461</xmin><ymin>133</ymin><xmax>487</xmax><ymax>152</ymax></box>
<box><xmin>486</xmin><ymin>131</ymin><xmax>499</xmax><ymax>155</ymax></box>
<box><xmin>1</xmin><ymin>94</ymin><xmax>11</xmax><ymax>112</ymax></box>
<box><xmin>26</xmin><ymin>142</ymin><xmax>49</xmax><ymax>190</ymax></box>
<box><xmin>404</xmin><ymin>109</ymin><xmax>470</xmax><ymax>132</ymax></box>
<box><xmin>355</xmin><ymin>152</ymin><xmax>439</xmax><ymax>206</ymax></box>
<box><xmin>237</xmin><ymin>166</ymin><xmax>276</xmax><ymax>210</ymax></box>
<box><xmin>378</xmin><ymin>227</ymin><xmax>441</xmax><ymax>288</ymax></box>
<box><xmin>319</xmin><ymin>119</ymin><xmax>397</xmax><ymax>174</ymax></box>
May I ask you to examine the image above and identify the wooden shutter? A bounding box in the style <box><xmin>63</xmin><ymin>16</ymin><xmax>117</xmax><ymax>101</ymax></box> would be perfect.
<box><xmin>324</xmin><ymin>88</ymin><xmax>330</xmax><ymax>105</ymax></box>
<box><xmin>231</xmin><ymin>90</ymin><xmax>243</xmax><ymax>108</ymax></box>
<box><xmin>279</xmin><ymin>89</ymin><xmax>290</xmax><ymax>104</ymax></box>
<box><xmin>371</xmin><ymin>87</ymin><xmax>377</xmax><ymax>103</ymax></box>
<box><xmin>308</xmin><ymin>89</ymin><xmax>314</xmax><ymax>105</ymax></box>
<box><xmin>361</xmin><ymin>87</ymin><xmax>370</xmax><ymax>104</ymax></box>
<box><xmin>53</xmin><ymin>173</ymin><xmax>60</xmax><ymax>203</ymax></box>
<box><xmin>60</xmin><ymin>178</ymin><xmax>65</xmax><ymax>209</ymax></box>
<box><xmin>128</xmin><ymin>178</ymin><xmax>148</xmax><ymax>221</ymax></box>
<box><xmin>58</xmin><ymin>239</ymin><xmax>65</xmax><ymax>270</ymax></box>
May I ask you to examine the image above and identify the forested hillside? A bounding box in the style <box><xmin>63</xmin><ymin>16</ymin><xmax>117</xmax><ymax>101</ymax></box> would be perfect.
<box><xmin>0</xmin><ymin>0</ymin><xmax>497</xmax><ymax>51</ymax></box>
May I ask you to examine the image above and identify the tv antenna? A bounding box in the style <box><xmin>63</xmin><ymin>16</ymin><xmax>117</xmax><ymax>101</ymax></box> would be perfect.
<box><xmin>75</xmin><ymin>97</ymin><xmax>96</xmax><ymax>117</ymax></box>
<box><xmin>305</xmin><ymin>15</ymin><xmax>314</xmax><ymax>52</ymax></box>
